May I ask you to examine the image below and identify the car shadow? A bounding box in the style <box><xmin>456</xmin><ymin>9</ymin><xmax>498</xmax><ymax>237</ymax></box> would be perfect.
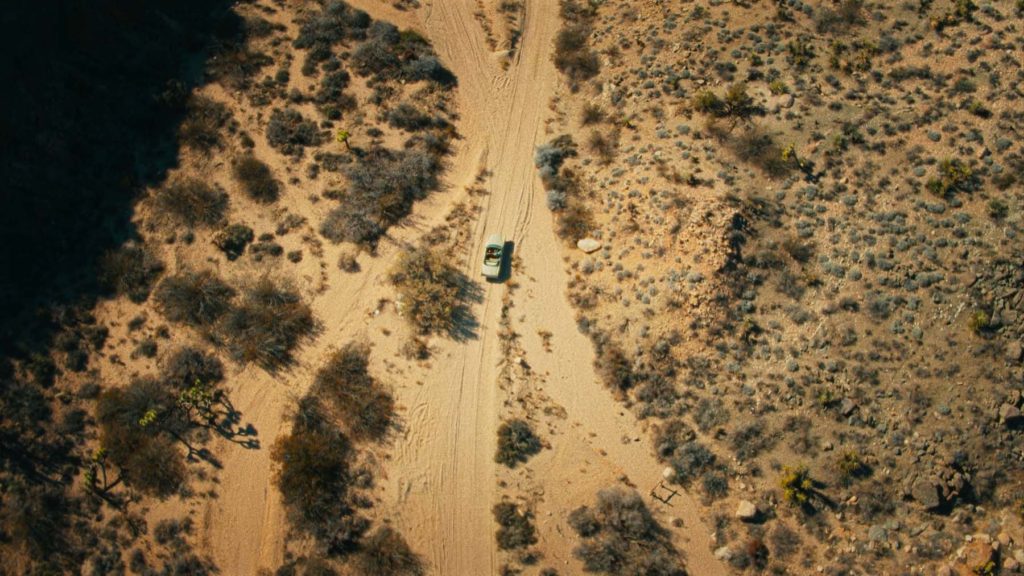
<box><xmin>487</xmin><ymin>240</ymin><xmax>515</xmax><ymax>284</ymax></box>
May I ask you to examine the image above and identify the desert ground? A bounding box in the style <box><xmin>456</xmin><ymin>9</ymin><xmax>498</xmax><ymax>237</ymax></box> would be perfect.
<box><xmin>1</xmin><ymin>0</ymin><xmax>1022</xmax><ymax>575</ymax></box>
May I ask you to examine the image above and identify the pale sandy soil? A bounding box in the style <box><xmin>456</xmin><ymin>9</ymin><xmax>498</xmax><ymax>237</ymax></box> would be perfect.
<box><xmin>186</xmin><ymin>0</ymin><xmax>727</xmax><ymax>574</ymax></box>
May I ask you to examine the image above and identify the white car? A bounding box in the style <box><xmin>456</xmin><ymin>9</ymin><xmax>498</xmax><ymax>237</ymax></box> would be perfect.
<box><xmin>481</xmin><ymin>234</ymin><xmax>503</xmax><ymax>279</ymax></box>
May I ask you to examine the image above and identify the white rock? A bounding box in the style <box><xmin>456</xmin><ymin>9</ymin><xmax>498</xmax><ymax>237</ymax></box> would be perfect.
<box><xmin>576</xmin><ymin>238</ymin><xmax>602</xmax><ymax>253</ymax></box>
<box><xmin>662</xmin><ymin>467</ymin><xmax>676</xmax><ymax>480</ymax></box>
<box><xmin>736</xmin><ymin>500</ymin><xmax>758</xmax><ymax>521</ymax></box>
<box><xmin>713</xmin><ymin>546</ymin><xmax>732</xmax><ymax>561</ymax></box>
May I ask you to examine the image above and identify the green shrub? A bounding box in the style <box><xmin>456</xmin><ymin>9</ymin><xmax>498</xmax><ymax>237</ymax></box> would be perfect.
<box><xmin>495</xmin><ymin>419</ymin><xmax>542</xmax><ymax>468</ymax></box>
<box><xmin>218</xmin><ymin>279</ymin><xmax>316</xmax><ymax>370</ymax></box>
<box><xmin>98</xmin><ymin>244</ymin><xmax>165</xmax><ymax>303</ymax></box>
<box><xmin>154</xmin><ymin>270</ymin><xmax>235</xmax><ymax>327</ymax></box>
<box><xmin>780</xmin><ymin>464</ymin><xmax>814</xmax><ymax>505</ymax></box>
<box><xmin>926</xmin><ymin>158</ymin><xmax>975</xmax><ymax>198</ymax></box>
<box><xmin>233</xmin><ymin>155</ymin><xmax>280</xmax><ymax>203</ymax></box>
<box><xmin>313</xmin><ymin>343</ymin><xmax>393</xmax><ymax>441</ymax></box>
<box><xmin>154</xmin><ymin>177</ymin><xmax>228</xmax><ymax>228</ymax></box>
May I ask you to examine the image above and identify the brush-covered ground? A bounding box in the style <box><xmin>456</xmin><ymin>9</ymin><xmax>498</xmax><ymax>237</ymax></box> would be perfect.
<box><xmin>542</xmin><ymin>0</ymin><xmax>1024</xmax><ymax>574</ymax></box>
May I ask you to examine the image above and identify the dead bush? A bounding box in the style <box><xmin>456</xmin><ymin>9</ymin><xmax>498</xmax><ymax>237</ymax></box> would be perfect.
<box><xmin>390</xmin><ymin>247</ymin><xmax>473</xmax><ymax>336</ymax></box>
<box><xmin>98</xmin><ymin>244</ymin><xmax>165</xmax><ymax>303</ymax></box>
<box><xmin>729</xmin><ymin>126</ymin><xmax>794</xmax><ymax>177</ymax></box>
<box><xmin>313</xmin><ymin>343</ymin><xmax>393</xmax><ymax>441</ymax></box>
<box><xmin>233</xmin><ymin>155</ymin><xmax>280</xmax><ymax>203</ymax></box>
<box><xmin>218</xmin><ymin>279</ymin><xmax>316</xmax><ymax>370</ymax></box>
<box><xmin>553</xmin><ymin>1</ymin><xmax>599</xmax><ymax>90</ymax></box>
<box><xmin>493</xmin><ymin>502</ymin><xmax>537</xmax><ymax>550</ymax></box>
<box><xmin>153</xmin><ymin>177</ymin><xmax>229</xmax><ymax>228</ymax></box>
<box><xmin>162</xmin><ymin>346</ymin><xmax>224</xmax><ymax>391</ymax></box>
<box><xmin>495</xmin><ymin>419</ymin><xmax>542</xmax><ymax>468</ymax></box>
<box><xmin>154</xmin><ymin>270</ymin><xmax>235</xmax><ymax>327</ymax></box>
<box><xmin>272</xmin><ymin>397</ymin><xmax>367</xmax><ymax>554</ymax></box>
<box><xmin>97</xmin><ymin>377</ymin><xmax>188</xmax><ymax>496</ymax></box>
<box><xmin>267</xmin><ymin>108</ymin><xmax>322</xmax><ymax>155</ymax></box>
<box><xmin>569</xmin><ymin>488</ymin><xmax>682</xmax><ymax>575</ymax></box>
<box><xmin>353</xmin><ymin>526</ymin><xmax>424</xmax><ymax>576</ymax></box>
<box><xmin>178</xmin><ymin>95</ymin><xmax>231</xmax><ymax>151</ymax></box>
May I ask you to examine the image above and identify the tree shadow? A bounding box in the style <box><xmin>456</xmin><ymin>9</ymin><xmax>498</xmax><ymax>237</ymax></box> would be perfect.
<box><xmin>209</xmin><ymin>393</ymin><xmax>260</xmax><ymax>450</ymax></box>
<box><xmin>448</xmin><ymin>270</ymin><xmax>484</xmax><ymax>342</ymax></box>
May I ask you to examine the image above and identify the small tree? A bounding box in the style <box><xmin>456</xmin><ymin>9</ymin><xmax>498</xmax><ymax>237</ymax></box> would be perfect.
<box><xmin>780</xmin><ymin>464</ymin><xmax>814</xmax><ymax>505</ymax></box>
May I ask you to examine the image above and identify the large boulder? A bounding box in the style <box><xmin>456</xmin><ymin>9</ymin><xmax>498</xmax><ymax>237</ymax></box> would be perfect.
<box><xmin>911</xmin><ymin>476</ymin><xmax>943</xmax><ymax>510</ymax></box>
<box><xmin>735</xmin><ymin>500</ymin><xmax>759</xmax><ymax>522</ymax></box>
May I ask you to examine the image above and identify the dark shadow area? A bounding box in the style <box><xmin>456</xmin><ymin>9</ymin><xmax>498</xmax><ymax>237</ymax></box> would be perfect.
<box><xmin>0</xmin><ymin>2</ymin><xmax>242</xmax><ymax>570</ymax></box>
<box><xmin>0</xmin><ymin>0</ymin><xmax>243</xmax><ymax>358</ymax></box>
<box><xmin>449</xmin><ymin>271</ymin><xmax>484</xmax><ymax>341</ymax></box>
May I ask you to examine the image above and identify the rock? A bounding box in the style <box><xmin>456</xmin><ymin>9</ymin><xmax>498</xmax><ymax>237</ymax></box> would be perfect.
<box><xmin>998</xmin><ymin>533</ymin><xmax>1012</xmax><ymax>548</ymax></box>
<box><xmin>1004</xmin><ymin>558</ymin><xmax>1019</xmax><ymax>572</ymax></box>
<box><xmin>713</xmin><ymin>546</ymin><xmax>733</xmax><ymax>561</ymax></box>
<box><xmin>662</xmin><ymin>467</ymin><xmax>677</xmax><ymax>481</ymax></box>
<box><xmin>963</xmin><ymin>541</ymin><xmax>996</xmax><ymax>574</ymax></box>
<box><xmin>1000</xmin><ymin>403</ymin><xmax>1022</xmax><ymax>425</ymax></box>
<box><xmin>576</xmin><ymin>238</ymin><xmax>602</xmax><ymax>253</ymax></box>
<box><xmin>911</xmin><ymin>477</ymin><xmax>943</xmax><ymax>510</ymax></box>
<box><xmin>840</xmin><ymin>397</ymin><xmax>858</xmax><ymax>417</ymax></box>
<box><xmin>736</xmin><ymin>500</ymin><xmax>758</xmax><ymax>521</ymax></box>
<box><xmin>936</xmin><ymin>565</ymin><xmax>954</xmax><ymax>576</ymax></box>
<box><xmin>1007</xmin><ymin>341</ymin><xmax>1023</xmax><ymax>363</ymax></box>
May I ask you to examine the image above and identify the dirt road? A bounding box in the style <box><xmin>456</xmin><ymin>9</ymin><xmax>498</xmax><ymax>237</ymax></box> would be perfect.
<box><xmin>202</xmin><ymin>1</ymin><xmax>726</xmax><ymax>574</ymax></box>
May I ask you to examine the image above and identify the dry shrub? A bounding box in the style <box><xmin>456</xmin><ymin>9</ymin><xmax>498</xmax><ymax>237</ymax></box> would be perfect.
<box><xmin>313</xmin><ymin>343</ymin><xmax>394</xmax><ymax>441</ymax></box>
<box><xmin>569</xmin><ymin>488</ymin><xmax>683</xmax><ymax>575</ymax></box>
<box><xmin>390</xmin><ymin>247</ymin><xmax>468</xmax><ymax>336</ymax></box>
<box><xmin>729</xmin><ymin>126</ymin><xmax>794</xmax><ymax>177</ymax></box>
<box><xmin>353</xmin><ymin>526</ymin><xmax>424</xmax><ymax>576</ymax></box>
<box><xmin>495</xmin><ymin>419</ymin><xmax>542</xmax><ymax>468</ymax></box>
<box><xmin>232</xmin><ymin>155</ymin><xmax>279</xmax><ymax>203</ymax></box>
<box><xmin>218</xmin><ymin>279</ymin><xmax>316</xmax><ymax>370</ymax></box>
<box><xmin>178</xmin><ymin>95</ymin><xmax>231</xmax><ymax>151</ymax></box>
<box><xmin>153</xmin><ymin>177</ymin><xmax>229</xmax><ymax>228</ymax></box>
<box><xmin>553</xmin><ymin>0</ymin><xmax>599</xmax><ymax>90</ymax></box>
<box><xmin>154</xmin><ymin>270</ymin><xmax>235</xmax><ymax>327</ymax></box>
<box><xmin>96</xmin><ymin>377</ymin><xmax>188</xmax><ymax>496</ymax></box>
<box><xmin>493</xmin><ymin>502</ymin><xmax>537</xmax><ymax>550</ymax></box>
<box><xmin>162</xmin><ymin>346</ymin><xmax>224</xmax><ymax>391</ymax></box>
<box><xmin>98</xmin><ymin>244</ymin><xmax>165</xmax><ymax>303</ymax></box>
<box><xmin>272</xmin><ymin>397</ymin><xmax>367</xmax><ymax>554</ymax></box>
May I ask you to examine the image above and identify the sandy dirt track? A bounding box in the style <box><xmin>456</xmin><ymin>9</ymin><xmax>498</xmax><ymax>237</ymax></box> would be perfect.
<box><xmin>200</xmin><ymin>1</ymin><xmax>727</xmax><ymax>574</ymax></box>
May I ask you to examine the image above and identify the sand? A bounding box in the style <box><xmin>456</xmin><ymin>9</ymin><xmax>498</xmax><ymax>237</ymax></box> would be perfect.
<box><xmin>195</xmin><ymin>1</ymin><xmax>726</xmax><ymax>573</ymax></box>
